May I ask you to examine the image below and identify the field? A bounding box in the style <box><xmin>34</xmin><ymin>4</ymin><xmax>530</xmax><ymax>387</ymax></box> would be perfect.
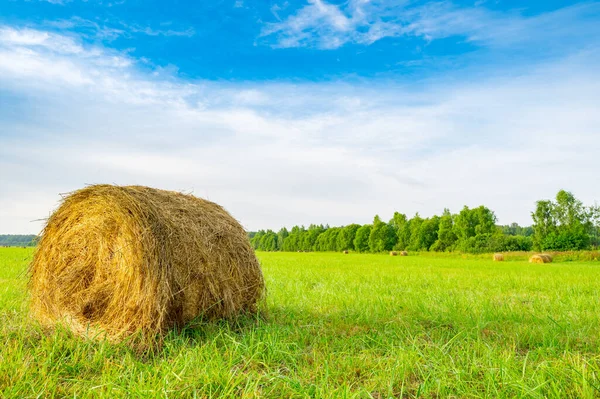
<box><xmin>1</xmin><ymin>248</ymin><xmax>600</xmax><ymax>398</ymax></box>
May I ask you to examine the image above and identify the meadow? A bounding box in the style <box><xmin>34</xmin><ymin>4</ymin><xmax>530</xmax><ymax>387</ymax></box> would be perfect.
<box><xmin>1</xmin><ymin>247</ymin><xmax>599</xmax><ymax>398</ymax></box>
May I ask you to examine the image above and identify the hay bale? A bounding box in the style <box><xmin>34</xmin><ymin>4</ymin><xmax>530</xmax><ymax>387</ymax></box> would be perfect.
<box><xmin>390</xmin><ymin>251</ymin><xmax>398</xmax><ymax>256</ymax></box>
<box><xmin>400</xmin><ymin>251</ymin><xmax>408</xmax><ymax>256</ymax></box>
<box><xmin>493</xmin><ymin>253</ymin><xmax>504</xmax><ymax>261</ymax></box>
<box><xmin>342</xmin><ymin>250</ymin><xmax>349</xmax><ymax>254</ymax></box>
<box><xmin>29</xmin><ymin>185</ymin><xmax>264</xmax><ymax>342</ymax></box>
<box><xmin>529</xmin><ymin>254</ymin><xmax>552</xmax><ymax>264</ymax></box>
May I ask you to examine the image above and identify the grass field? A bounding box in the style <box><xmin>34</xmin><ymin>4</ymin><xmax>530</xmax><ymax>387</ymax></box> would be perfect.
<box><xmin>1</xmin><ymin>247</ymin><xmax>600</xmax><ymax>398</ymax></box>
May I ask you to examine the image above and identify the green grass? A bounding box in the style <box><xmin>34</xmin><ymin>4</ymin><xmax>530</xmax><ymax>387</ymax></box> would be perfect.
<box><xmin>1</xmin><ymin>248</ymin><xmax>600</xmax><ymax>398</ymax></box>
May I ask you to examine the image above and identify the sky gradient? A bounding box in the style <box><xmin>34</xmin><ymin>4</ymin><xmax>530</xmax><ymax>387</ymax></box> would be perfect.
<box><xmin>1</xmin><ymin>0</ymin><xmax>599</xmax><ymax>234</ymax></box>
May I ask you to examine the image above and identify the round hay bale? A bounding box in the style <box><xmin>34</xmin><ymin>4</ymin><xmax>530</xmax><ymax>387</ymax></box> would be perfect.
<box><xmin>493</xmin><ymin>253</ymin><xmax>504</xmax><ymax>261</ymax></box>
<box><xmin>540</xmin><ymin>253</ymin><xmax>553</xmax><ymax>263</ymax></box>
<box><xmin>390</xmin><ymin>251</ymin><xmax>398</xmax><ymax>256</ymax></box>
<box><xmin>529</xmin><ymin>254</ymin><xmax>550</xmax><ymax>264</ymax></box>
<box><xmin>29</xmin><ymin>185</ymin><xmax>264</xmax><ymax>342</ymax></box>
<box><xmin>400</xmin><ymin>251</ymin><xmax>408</xmax><ymax>256</ymax></box>
<box><xmin>342</xmin><ymin>250</ymin><xmax>349</xmax><ymax>254</ymax></box>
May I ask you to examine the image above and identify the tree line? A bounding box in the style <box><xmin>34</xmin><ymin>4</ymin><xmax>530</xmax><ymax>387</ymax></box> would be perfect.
<box><xmin>0</xmin><ymin>235</ymin><xmax>38</xmax><ymax>247</ymax></box>
<box><xmin>249</xmin><ymin>190</ymin><xmax>599</xmax><ymax>254</ymax></box>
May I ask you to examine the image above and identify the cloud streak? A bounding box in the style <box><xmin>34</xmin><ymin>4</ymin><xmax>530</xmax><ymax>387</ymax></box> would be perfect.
<box><xmin>259</xmin><ymin>0</ymin><xmax>600</xmax><ymax>49</ymax></box>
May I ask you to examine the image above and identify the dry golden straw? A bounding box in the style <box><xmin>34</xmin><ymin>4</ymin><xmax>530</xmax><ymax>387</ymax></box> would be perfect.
<box><xmin>493</xmin><ymin>253</ymin><xmax>504</xmax><ymax>261</ymax></box>
<box><xmin>29</xmin><ymin>185</ymin><xmax>264</xmax><ymax>342</ymax></box>
<box><xmin>390</xmin><ymin>251</ymin><xmax>398</xmax><ymax>256</ymax></box>
<box><xmin>529</xmin><ymin>254</ymin><xmax>553</xmax><ymax>264</ymax></box>
<box><xmin>400</xmin><ymin>251</ymin><xmax>408</xmax><ymax>256</ymax></box>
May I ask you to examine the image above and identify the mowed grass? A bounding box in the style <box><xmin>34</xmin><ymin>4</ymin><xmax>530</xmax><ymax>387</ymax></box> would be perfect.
<box><xmin>1</xmin><ymin>248</ymin><xmax>600</xmax><ymax>398</ymax></box>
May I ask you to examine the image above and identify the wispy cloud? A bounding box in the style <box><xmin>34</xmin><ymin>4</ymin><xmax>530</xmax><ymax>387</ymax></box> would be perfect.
<box><xmin>121</xmin><ymin>22</ymin><xmax>195</xmax><ymax>37</ymax></box>
<box><xmin>42</xmin><ymin>16</ymin><xmax>195</xmax><ymax>42</ymax></box>
<box><xmin>40</xmin><ymin>0</ymin><xmax>73</xmax><ymax>5</ymax></box>
<box><xmin>1</xmin><ymin>25</ymin><xmax>599</xmax><ymax>234</ymax></box>
<box><xmin>260</xmin><ymin>0</ymin><xmax>600</xmax><ymax>49</ymax></box>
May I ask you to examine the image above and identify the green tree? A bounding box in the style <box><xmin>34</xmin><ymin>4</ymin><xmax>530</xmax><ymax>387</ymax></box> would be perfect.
<box><xmin>418</xmin><ymin>216</ymin><xmax>440</xmax><ymax>251</ymax></box>
<box><xmin>369</xmin><ymin>215</ymin><xmax>397</xmax><ymax>252</ymax></box>
<box><xmin>591</xmin><ymin>204</ymin><xmax>600</xmax><ymax>248</ymax></box>
<box><xmin>315</xmin><ymin>227</ymin><xmax>341</xmax><ymax>251</ymax></box>
<box><xmin>532</xmin><ymin>200</ymin><xmax>555</xmax><ymax>250</ymax></box>
<box><xmin>407</xmin><ymin>213</ymin><xmax>424</xmax><ymax>251</ymax></box>
<box><xmin>250</xmin><ymin>230</ymin><xmax>265</xmax><ymax>250</ymax></box>
<box><xmin>337</xmin><ymin>224</ymin><xmax>361</xmax><ymax>251</ymax></box>
<box><xmin>431</xmin><ymin>209</ymin><xmax>457</xmax><ymax>251</ymax></box>
<box><xmin>277</xmin><ymin>227</ymin><xmax>289</xmax><ymax>251</ymax></box>
<box><xmin>532</xmin><ymin>191</ymin><xmax>592</xmax><ymax>251</ymax></box>
<box><xmin>302</xmin><ymin>224</ymin><xmax>326</xmax><ymax>251</ymax></box>
<box><xmin>259</xmin><ymin>230</ymin><xmax>278</xmax><ymax>251</ymax></box>
<box><xmin>390</xmin><ymin>212</ymin><xmax>410</xmax><ymax>250</ymax></box>
<box><xmin>353</xmin><ymin>225</ymin><xmax>372</xmax><ymax>253</ymax></box>
<box><xmin>454</xmin><ymin>206</ymin><xmax>477</xmax><ymax>240</ymax></box>
<box><xmin>282</xmin><ymin>226</ymin><xmax>305</xmax><ymax>251</ymax></box>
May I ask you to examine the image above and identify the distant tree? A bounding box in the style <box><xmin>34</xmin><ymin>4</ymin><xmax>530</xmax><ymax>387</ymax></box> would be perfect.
<box><xmin>532</xmin><ymin>200</ymin><xmax>555</xmax><ymax>250</ymax></box>
<box><xmin>0</xmin><ymin>235</ymin><xmax>38</xmax><ymax>247</ymax></box>
<box><xmin>277</xmin><ymin>227</ymin><xmax>289</xmax><ymax>251</ymax></box>
<box><xmin>390</xmin><ymin>212</ymin><xmax>410</xmax><ymax>250</ymax></box>
<box><xmin>353</xmin><ymin>225</ymin><xmax>372</xmax><ymax>253</ymax></box>
<box><xmin>315</xmin><ymin>227</ymin><xmax>341</xmax><ymax>251</ymax></box>
<box><xmin>250</xmin><ymin>230</ymin><xmax>265</xmax><ymax>250</ymax></box>
<box><xmin>431</xmin><ymin>209</ymin><xmax>457</xmax><ymax>251</ymax></box>
<box><xmin>259</xmin><ymin>230</ymin><xmax>278</xmax><ymax>251</ymax></box>
<box><xmin>591</xmin><ymin>204</ymin><xmax>600</xmax><ymax>249</ymax></box>
<box><xmin>302</xmin><ymin>224</ymin><xmax>326</xmax><ymax>251</ymax></box>
<box><xmin>452</xmin><ymin>205</ymin><xmax>498</xmax><ymax>253</ymax></box>
<box><xmin>408</xmin><ymin>213</ymin><xmax>424</xmax><ymax>251</ymax></box>
<box><xmin>369</xmin><ymin>215</ymin><xmax>397</xmax><ymax>252</ymax></box>
<box><xmin>454</xmin><ymin>206</ymin><xmax>477</xmax><ymax>240</ymax></box>
<box><xmin>337</xmin><ymin>224</ymin><xmax>361</xmax><ymax>251</ymax></box>
<box><xmin>418</xmin><ymin>216</ymin><xmax>440</xmax><ymax>251</ymax></box>
<box><xmin>282</xmin><ymin>226</ymin><xmax>305</xmax><ymax>251</ymax></box>
<box><xmin>500</xmin><ymin>223</ymin><xmax>534</xmax><ymax>237</ymax></box>
<box><xmin>474</xmin><ymin>206</ymin><xmax>497</xmax><ymax>235</ymax></box>
<box><xmin>532</xmin><ymin>190</ymin><xmax>591</xmax><ymax>251</ymax></box>
<box><xmin>253</xmin><ymin>189</ymin><xmax>598</xmax><ymax>253</ymax></box>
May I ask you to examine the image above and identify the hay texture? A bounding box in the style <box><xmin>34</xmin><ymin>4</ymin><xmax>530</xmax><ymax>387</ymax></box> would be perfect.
<box><xmin>29</xmin><ymin>185</ymin><xmax>264</xmax><ymax>341</ymax></box>
<box><xmin>493</xmin><ymin>253</ymin><xmax>504</xmax><ymax>261</ymax></box>
<box><xmin>390</xmin><ymin>251</ymin><xmax>398</xmax><ymax>256</ymax></box>
<box><xmin>529</xmin><ymin>254</ymin><xmax>553</xmax><ymax>264</ymax></box>
<box><xmin>400</xmin><ymin>251</ymin><xmax>408</xmax><ymax>256</ymax></box>
<box><xmin>342</xmin><ymin>250</ymin><xmax>349</xmax><ymax>254</ymax></box>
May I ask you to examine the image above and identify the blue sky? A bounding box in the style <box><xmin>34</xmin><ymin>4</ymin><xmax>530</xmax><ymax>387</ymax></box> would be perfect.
<box><xmin>0</xmin><ymin>0</ymin><xmax>599</xmax><ymax>233</ymax></box>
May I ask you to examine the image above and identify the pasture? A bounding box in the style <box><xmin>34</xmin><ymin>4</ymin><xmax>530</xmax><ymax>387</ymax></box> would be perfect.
<box><xmin>1</xmin><ymin>247</ymin><xmax>600</xmax><ymax>398</ymax></box>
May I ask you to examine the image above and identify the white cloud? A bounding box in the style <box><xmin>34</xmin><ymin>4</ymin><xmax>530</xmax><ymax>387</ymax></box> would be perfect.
<box><xmin>0</xmin><ymin>26</ymin><xmax>599</xmax><ymax>234</ymax></box>
<box><xmin>0</xmin><ymin>27</ymin><xmax>84</xmax><ymax>54</ymax></box>
<box><xmin>259</xmin><ymin>1</ymin><xmax>600</xmax><ymax>49</ymax></box>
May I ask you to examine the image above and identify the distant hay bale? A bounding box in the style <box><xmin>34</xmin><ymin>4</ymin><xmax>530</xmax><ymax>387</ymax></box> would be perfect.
<box><xmin>390</xmin><ymin>251</ymin><xmax>398</xmax><ymax>256</ymax></box>
<box><xmin>493</xmin><ymin>253</ymin><xmax>504</xmax><ymax>261</ymax></box>
<box><xmin>29</xmin><ymin>185</ymin><xmax>264</xmax><ymax>342</ymax></box>
<box><xmin>400</xmin><ymin>251</ymin><xmax>408</xmax><ymax>256</ymax></box>
<box><xmin>342</xmin><ymin>250</ymin><xmax>349</xmax><ymax>254</ymax></box>
<box><xmin>529</xmin><ymin>254</ymin><xmax>552</xmax><ymax>264</ymax></box>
